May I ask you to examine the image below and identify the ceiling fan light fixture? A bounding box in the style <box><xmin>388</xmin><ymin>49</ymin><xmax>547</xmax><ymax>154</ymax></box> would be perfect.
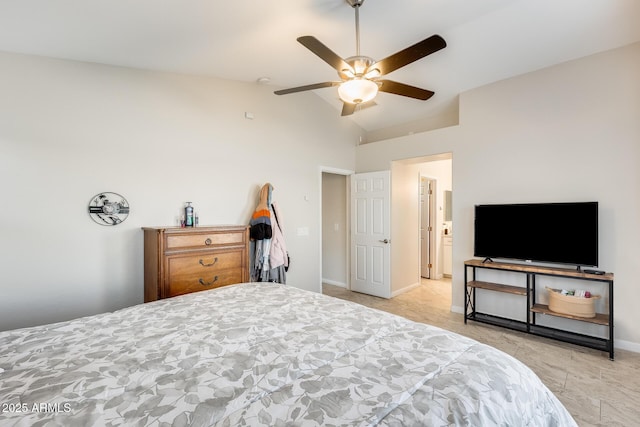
<box><xmin>274</xmin><ymin>0</ymin><xmax>446</xmax><ymax>115</ymax></box>
<box><xmin>338</xmin><ymin>78</ymin><xmax>378</xmax><ymax>104</ymax></box>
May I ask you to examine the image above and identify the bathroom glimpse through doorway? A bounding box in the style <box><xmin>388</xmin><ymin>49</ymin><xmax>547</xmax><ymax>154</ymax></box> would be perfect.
<box><xmin>411</xmin><ymin>154</ymin><xmax>452</xmax><ymax>313</ymax></box>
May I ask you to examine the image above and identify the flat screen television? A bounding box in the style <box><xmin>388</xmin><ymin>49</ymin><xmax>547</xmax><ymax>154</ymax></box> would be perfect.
<box><xmin>474</xmin><ymin>202</ymin><xmax>598</xmax><ymax>267</ymax></box>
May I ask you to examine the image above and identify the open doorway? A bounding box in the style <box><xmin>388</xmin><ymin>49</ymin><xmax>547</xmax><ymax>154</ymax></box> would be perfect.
<box><xmin>320</xmin><ymin>167</ymin><xmax>352</xmax><ymax>294</ymax></box>
<box><xmin>416</xmin><ymin>157</ymin><xmax>452</xmax><ymax>306</ymax></box>
<box><xmin>390</xmin><ymin>153</ymin><xmax>452</xmax><ymax>309</ymax></box>
<box><xmin>418</xmin><ymin>159</ymin><xmax>452</xmax><ymax>273</ymax></box>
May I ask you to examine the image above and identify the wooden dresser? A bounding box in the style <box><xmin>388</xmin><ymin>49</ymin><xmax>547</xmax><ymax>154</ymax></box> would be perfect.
<box><xmin>143</xmin><ymin>225</ymin><xmax>250</xmax><ymax>302</ymax></box>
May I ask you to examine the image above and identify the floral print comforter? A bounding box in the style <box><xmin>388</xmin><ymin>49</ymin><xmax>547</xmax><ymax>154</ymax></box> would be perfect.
<box><xmin>0</xmin><ymin>283</ymin><xmax>576</xmax><ymax>426</ymax></box>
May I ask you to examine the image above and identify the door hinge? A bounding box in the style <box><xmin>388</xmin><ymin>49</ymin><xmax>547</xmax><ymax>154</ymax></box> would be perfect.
<box><xmin>428</xmin><ymin>226</ymin><xmax>433</xmax><ymax>231</ymax></box>
<box><xmin>428</xmin><ymin>263</ymin><xmax>433</xmax><ymax>268</ymax></box>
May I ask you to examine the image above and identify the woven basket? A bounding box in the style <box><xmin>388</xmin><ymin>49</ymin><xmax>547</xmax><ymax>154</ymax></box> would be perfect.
<box><xmin>546</xmin><ymin>287</ymin><xmax>600</xmax><ymax>318</ymax></box>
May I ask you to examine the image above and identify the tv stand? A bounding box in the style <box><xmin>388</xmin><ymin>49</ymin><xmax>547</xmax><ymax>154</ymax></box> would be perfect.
<box><xmin>464</xmin><ymin>259</ymin><xmax>614</xmax><ymax>359</ymax></box>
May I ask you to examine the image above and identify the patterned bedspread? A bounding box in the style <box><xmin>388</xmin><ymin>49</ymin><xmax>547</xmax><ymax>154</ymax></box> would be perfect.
<box><xmin>0</xmin><ymin>283</ymin><xmax>576</xmax><ymax>426</ymax></box>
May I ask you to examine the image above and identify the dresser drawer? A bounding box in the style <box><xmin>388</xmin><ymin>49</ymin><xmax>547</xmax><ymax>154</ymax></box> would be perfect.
<box><xmin>167</xmin><ymin>250</ymin><xmax>243</xmax><ymax>274</ymax></box>
<box><xmin>165</xmin><ymin>230</ymin><xmax>245</xmax><ymax>251</ymax></box>
<box><xmin>167</xmin><ymin>267</ymin><xmax>244</xmax><ymax>297</ymax></box>
<box><xmin>165</xmin><ymin>250</ymin><xmax>244</xmax><ymax>298</ymax></box>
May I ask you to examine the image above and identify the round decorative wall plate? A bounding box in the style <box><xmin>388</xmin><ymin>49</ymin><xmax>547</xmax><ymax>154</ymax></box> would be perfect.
<box><xmin>88</xmin><ymin>192</ymin><xmax>130</xmax><ymax>226</ymax></box>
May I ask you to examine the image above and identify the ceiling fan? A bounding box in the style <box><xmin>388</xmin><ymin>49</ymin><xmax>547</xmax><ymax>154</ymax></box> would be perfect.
<box><xmin>274</xmin><ymin>0</ymin><xmax>446</xmax><ymax>116</ymax></box>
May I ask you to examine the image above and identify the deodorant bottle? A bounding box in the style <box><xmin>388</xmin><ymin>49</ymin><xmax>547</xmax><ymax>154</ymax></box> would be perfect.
<box><xmin>185</xmin><ymin>202</ymin><xmax>194</xmax><ymax>227</ymax></box>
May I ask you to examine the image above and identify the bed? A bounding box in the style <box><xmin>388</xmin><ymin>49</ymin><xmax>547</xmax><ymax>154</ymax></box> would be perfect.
<box><xmin>0</xmin><ymin>283</ymin><xmax>576</xmax><ymax>426</ymax></box>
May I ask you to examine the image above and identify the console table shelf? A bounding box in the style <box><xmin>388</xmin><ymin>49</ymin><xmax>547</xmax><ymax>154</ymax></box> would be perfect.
<box><xmin>466</xmin><ymin>313</ymin><xmax>529</xmax><ymax>333</ymax></box>
<box><xmin>467</xmin><ymin>280</ymin><xmax>527</xmax><ymax>296</ymax></box>
<box><xmin>464</xmin><ymin>259</ymin><xmax>614</xmax><ymax>359</ymax></box>
<box><xmin>530</xmin><ymin>304</ymin><xmax>610</xmax><ymax>326</ymax></box>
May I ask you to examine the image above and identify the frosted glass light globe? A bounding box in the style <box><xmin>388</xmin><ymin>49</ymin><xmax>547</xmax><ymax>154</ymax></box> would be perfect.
<box><xmin>338</xmin><ymin>78</ymin><xmax>378</xmax><ymax>104</ymax></box>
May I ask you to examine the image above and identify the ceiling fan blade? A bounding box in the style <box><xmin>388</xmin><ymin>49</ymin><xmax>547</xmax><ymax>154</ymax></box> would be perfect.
<box><xmin>341</xmin><ymin>102</ymin><xmax>357</xmax><ymax>116</ymax></box>
<box><xmin>378</xmin><ymin>80</ymin><xmax>435</xmax><ymax>100</ymax></box>
<box><xmin>297</xmin><ymin>36</ymin><xmax>354</xmax><ymax>74</ymax></box>
<box><xmin>274</xmin><ymin>81</ymin><xmax>338</xmax><ymax>95</ymax></box>
<box><xmin>369</xmin><ymin>35</ymin><xmax>446</xmax><ymax>76</ymax></box>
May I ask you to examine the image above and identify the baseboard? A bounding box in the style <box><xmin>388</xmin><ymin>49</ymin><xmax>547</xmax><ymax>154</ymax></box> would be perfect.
<box><xmin>451</xmin><ymin>305</ymin><xmax>464</xmax><ymax>314</ymax></box>
<box><xmin>322</xmin><ymin>279</ymin><xmax>347</xmax><ymax>288</ymax></box>
<box><xmin>391</xmin><ymin>282</ymin><xmax>421</xmax><ymax>298</ymax></box>
<box><xmin>616</xmin><ymin>339</ymin><xmax>640</xmax><ymax>353</ymax></box>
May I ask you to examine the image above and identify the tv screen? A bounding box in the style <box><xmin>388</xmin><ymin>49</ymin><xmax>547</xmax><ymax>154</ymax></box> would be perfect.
<box><xmin>474</xmin><ymin>202</ymin><xmax>598</xmax><ymax>267</ymax></box>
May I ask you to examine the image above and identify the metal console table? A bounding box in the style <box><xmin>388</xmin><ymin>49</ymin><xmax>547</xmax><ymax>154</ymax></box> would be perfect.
<box><xmin>464</xmin><ymin>259</ymin><xmax>614</xmax><ymax>360</ymax></box>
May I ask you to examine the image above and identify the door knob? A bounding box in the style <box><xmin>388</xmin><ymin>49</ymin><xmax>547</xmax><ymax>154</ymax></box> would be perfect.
<box><xmin>379</xmin><ymin>239</ymin><xmax>390</xmax><ymax>244</ymax></box>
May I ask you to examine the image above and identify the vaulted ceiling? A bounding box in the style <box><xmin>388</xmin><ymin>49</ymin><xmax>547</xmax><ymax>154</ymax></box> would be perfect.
<box><xmin>1</xmin><ymin>0</ymin><xmax>639</xmax><ymax>139</ymax></box>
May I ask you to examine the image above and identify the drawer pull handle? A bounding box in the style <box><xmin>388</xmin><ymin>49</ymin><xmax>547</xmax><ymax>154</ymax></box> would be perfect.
<box><xmin>199</xmin><ymin>276</ymin><xmax>219</xmax><ymax>286</ymax></box>
<box><xmin>204</xmin><ymin>238</ymin><xmax>212</xmax><ymax>246</ymax></box>
<box><xmin>199</xmin><ymin>257</ymin><xmax>218</xmax><ymax>267</ymax></box>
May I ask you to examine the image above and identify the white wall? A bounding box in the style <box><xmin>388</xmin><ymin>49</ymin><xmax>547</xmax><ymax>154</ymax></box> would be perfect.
<box><xmin>0</xmin><ymin>51</ymin><xmax>362</xmax><ymax>331</ymax></box>
<box><xmin>356</xmin><ymin>42</ymin><xmax>640</xmax><ymax>349</ymax></box>
<box><xmin>322</xmin><ymin>173</ymin><xmax>348</xmax><ymax>287</ymax></box>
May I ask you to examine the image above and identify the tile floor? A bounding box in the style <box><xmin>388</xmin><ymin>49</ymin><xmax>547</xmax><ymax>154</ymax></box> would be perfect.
<box><xmin>322</xmin><ymin>279</ymin><xmax>640</xmax><ymax>427</ymax></box>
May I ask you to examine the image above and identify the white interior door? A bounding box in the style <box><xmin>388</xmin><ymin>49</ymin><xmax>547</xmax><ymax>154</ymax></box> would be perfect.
<box><xmin>350</xmin><ymin>171</ymin><xmax>391</xmax><ymax>298</ymax></box>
